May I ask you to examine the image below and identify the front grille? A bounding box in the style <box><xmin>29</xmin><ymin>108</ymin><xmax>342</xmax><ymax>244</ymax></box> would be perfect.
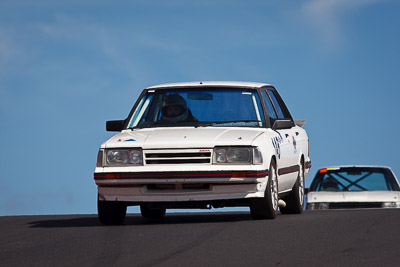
<box><xmin>329</xmin><ymin>202</ymin><xmax>382</xmax><ymax>209</ymax></box>
<box><xmin>144</xmin><ymin>150</ymin><xmax>212</xmax><ymax>165</ymax></box>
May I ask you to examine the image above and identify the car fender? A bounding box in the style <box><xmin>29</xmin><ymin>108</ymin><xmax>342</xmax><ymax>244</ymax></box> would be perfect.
<box><xmin>252</xmin><ymin>130</ymin><xmax>281</xmax><ymax>192</ymax></box>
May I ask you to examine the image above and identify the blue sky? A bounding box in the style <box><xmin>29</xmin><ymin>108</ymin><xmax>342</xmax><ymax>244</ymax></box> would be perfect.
<box><xmin>1</xmin><ymin>0</ymin><xmax>399</xmax><ymax>216</ymax></box>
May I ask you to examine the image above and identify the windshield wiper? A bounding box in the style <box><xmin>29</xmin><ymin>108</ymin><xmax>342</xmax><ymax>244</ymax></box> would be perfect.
<box><xmin>129</xmin><ymin>120</ymin><xmax>264</xmax><ymax>129</ymax></box>
<box><xmin>211</xmin><ymin>120</ymin><xmax>264</xmax><ymax>125</ymax></box>
<box><xmin>128</xmin><ymin>122</ymin><xmax>154</xmax><ymax>130</ymax></box>
<box><xmin>192</xmin><ymin>120</ymin><xmax>265</xmax><ymax>127</ymax></box>
<box><xmin>128</xmin><ymin>126</ymin><xmax>148</xmax><ymax>130</ymax></box>
<box><xmin>151</xmin><ymin>120</ymin><xmax>202</xmax><ymax>127</ymax></box>
<box><xmin>194</xmin><ymin>122</ymin><xmax>214</xmax><ymax>127</ymax></box>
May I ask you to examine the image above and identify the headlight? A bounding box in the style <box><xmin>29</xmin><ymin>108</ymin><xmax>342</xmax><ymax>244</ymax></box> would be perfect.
<box><xmin>382</xmin><ymin>202</ymin><xmax>400</xmax><ymax>208</ymax></box>
<box><xmin>213</xmin><ymin>147</ymin><xmax>263</xmax><ymax>165</ymax></box>
<box><xmin>105</xmin><ymin>149</ymin><xmax>143</xmax><ymax>166</ymax></box>
<box><xmin>252</xmin><ymin>147</ymin><xmax>263</xmax><ymax>165</ymax></box>
<box><xmin>96</xmin><ymin>149</ymin><xmax>104</xmax><ymax>167</ymax></box>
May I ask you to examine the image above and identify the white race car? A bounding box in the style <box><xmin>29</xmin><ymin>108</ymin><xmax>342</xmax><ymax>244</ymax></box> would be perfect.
<box><xmin>306</xmin><ymin>166</ymin><xmax>400</xmax><ymax>210</ymax></box>
<box><xmin>94</xmin><ymin>81</ymin><xmax>311</xmax><ymax>224</ymax></box>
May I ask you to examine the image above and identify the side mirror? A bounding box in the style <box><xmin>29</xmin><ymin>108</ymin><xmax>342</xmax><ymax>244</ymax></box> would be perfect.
<box><xmin>106</xmin><ymin>120</ymin><xmax>125</xmax><ymax>132</ymax></box>
<box><xmin>272</xmin><ymin>119</ymin><xmax>294</xmax><ymax>130</ymax></box>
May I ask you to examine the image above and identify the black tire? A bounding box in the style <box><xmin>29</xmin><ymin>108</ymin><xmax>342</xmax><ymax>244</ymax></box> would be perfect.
<box><xmin>98</xmin><ymin>198</ymin><xmax>127</xmax><ymax>225</ymax></box>
<box><xmin>250</xmin><ymin>160</ymin><xmax>278</xmax><ymax>220</ymax></box>
<box><xmin>140</xmin><ymin>204</ymin><xmax>166</xmax><ymax>219</ymax></box>
<box><xmin>280</xmin><ymin>160</ymin><xmax>305</xmax><ymax>214</ymax></box>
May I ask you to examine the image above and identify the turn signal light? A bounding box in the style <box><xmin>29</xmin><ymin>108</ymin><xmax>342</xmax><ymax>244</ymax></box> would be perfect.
<box><xmin>106</xmin><ymin>173</ymin><xmax>121</xmax><ymax>179</ymax></box>
<box><xmin>232</xmin><ymin>171</ymin><xmax>247</xmax><ymax>178</ymax></box>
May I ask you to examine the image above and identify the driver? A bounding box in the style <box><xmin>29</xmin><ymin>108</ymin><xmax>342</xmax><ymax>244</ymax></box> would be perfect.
<box><xmin>321</xmin><ymin>177</ymin><xmax>340</xmax><ymax>191</ymax></box>
<box><xmin>161</xmin><ymin>94</ymin><xmax>196</xmax><ymax>121</ymax></box>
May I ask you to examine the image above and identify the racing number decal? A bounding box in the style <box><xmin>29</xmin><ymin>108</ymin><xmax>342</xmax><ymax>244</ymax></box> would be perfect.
<box><xmin>292</xmin><ymin>136</ymin><xmax>297</xmax><ymax>154</ymax></box>
<box><xmin>271</xmin><ymin>135</ymin><xmax>283</xmax><ymax>159</ymax></box>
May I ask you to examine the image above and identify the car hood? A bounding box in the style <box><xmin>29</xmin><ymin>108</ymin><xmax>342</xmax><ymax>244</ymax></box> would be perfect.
<box><xmin>307</xmin><ymin>191</ymin><xmax>400</xmax><ymax>203</ymax></box>
<box><xmin>102</xmin><ymin>127</ymin><xmax>265</xmax><ymax>149</ymax></box>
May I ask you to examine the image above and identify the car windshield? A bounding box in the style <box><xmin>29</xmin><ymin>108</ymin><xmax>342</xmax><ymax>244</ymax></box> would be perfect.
<box><xmin>310</xmin><ymin>167</ymin><xmax>400</xmax><ymax>192</ymax></box>
<box><xmin>126</xmin><ymin>88</ymin><xmax>266</xmax><ymax>128</ymax></box>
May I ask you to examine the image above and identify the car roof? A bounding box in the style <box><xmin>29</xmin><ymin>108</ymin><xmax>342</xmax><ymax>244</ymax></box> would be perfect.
<box><xmin>319</xmin><ymin>165</ymin><xmax>392</xmax><ymax>170</ymax></box>
<box><xmin>146</xmin><ymin>81</ymin><xmax>271</xmax><ymax>89</ymax></box>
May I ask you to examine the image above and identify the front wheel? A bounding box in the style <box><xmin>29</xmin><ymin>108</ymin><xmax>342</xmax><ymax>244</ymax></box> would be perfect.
<box><xmin>98</xmin><ymin>198</ymin><xmax>127</xmax><ymax>225</ymax></box>
<box><xmin>250</xmin><ymin>160</ymin><xmax>278</xmax><ymax>220</ymax></box>
<box><xmin>280</xmin><ymin>160</ymin><xmax>305</xmax><ymax>214</ymax></box>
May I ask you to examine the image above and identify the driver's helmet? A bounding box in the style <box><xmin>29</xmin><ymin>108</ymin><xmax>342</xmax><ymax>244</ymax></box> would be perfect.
<box><xmin>321</xmin><ymin>177</ymin><xmax>340</xmax><ymax>191</ymax></box>
<box><xmin>161</xmin><ymin>94</ymin><xmax>188</xmax><ymax>121</ymax></box>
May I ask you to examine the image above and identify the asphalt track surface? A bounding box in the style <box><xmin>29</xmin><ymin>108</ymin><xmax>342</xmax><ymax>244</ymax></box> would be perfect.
<box><xmin>1</xmin><ymin>209</ymin><xmax>400</xmax><ymax>267</ymax></box>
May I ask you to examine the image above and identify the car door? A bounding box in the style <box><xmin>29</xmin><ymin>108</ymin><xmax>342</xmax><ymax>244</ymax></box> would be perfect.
<box><xmin>262</xmin><ymin>89</ymin><xmax>299</xmax><ymax>192</ymax></box>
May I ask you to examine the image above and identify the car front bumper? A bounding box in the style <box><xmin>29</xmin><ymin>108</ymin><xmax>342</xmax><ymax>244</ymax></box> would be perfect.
<box><xmin>98</xmin><ymin>182</ymin><xmax>264</xmax><ymax>202</ymax></box>
<box><xmin>94</xmin><ymin>170</ymin><xmax>268</xmax><ymax>203</ymax></box>
<box><xmin>306</xmin><ymin>201</ymin><xmax>400</xmax><ymax>210</ymax></box>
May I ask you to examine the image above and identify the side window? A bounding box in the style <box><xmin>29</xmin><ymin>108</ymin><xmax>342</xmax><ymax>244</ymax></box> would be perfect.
<box><xmin>267</xmin><ymin>90</ymin><xmax>286</xmax><ymax>119</ymax></box>
<box><xmin>127</xmin><ymin>93</ymin><xmax>154</xmax><ymax>127</ymax></box>
<box><xmin>262</xmin><ymin>91</ymin><xmax>277</xmax><ymax>124</ymax></box>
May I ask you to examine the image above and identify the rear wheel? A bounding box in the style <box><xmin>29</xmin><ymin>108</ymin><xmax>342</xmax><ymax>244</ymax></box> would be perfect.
<box><xmin>98</xmin><ymin>198</ymin><xmax>127</xmax><ymax>225</ymax></box>
<box><xmin>140</xmin><ymin>203</ymin><xmax>166</xmax><ymax>219</ymax></box>
<box><xmin>280</xmin><ymin>160</ymin><xmax>305</xmax><ymax>214</ymax></box>
<box><xmin>250</xmin><ymin>160</ymin><xmax>278</xmax><ymax>219</ymax></box>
